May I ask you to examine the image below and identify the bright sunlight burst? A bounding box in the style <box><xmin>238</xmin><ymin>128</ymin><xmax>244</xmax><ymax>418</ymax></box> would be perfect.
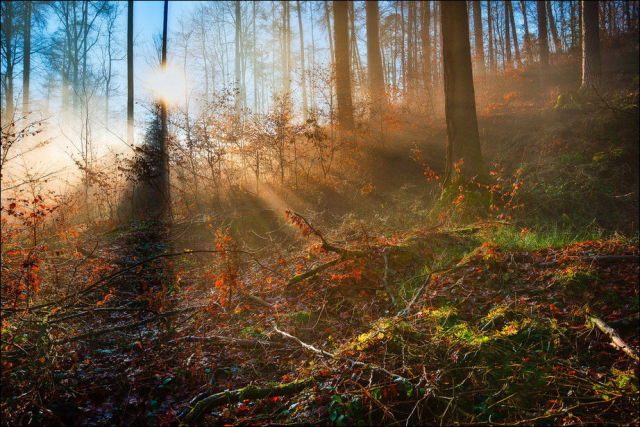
<box><xmin>146</xmin><ymin>65</ymin><xmax>187</xmax><ymax>106</ymax></box>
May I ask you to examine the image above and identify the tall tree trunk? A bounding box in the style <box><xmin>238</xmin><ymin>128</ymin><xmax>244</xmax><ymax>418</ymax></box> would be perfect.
<box><xmin>159</xmin><ymin>0</ymin><xmax>170</xmax><ymax>212</ymax></box>
<box><xmin>128</xmin><ymin>0</ymin><xmax>134</xmax><ymax>146</ymax></box>
<box><xmin>407</xmin><ymin>1</ymin><xmax>416</xmax><ymax>96</ymax></box>
<box><xmin>296</xmin><ymin>0</ymin><xmax>308</xmax><ymax>120</ymax></box>
<box><xmin>324</xmin><ymin>0</ymin><xmax>334</xmax><ymax>64</ymax></box>
<box><xmin>441</xmin><ymin>1</ymin><xmax>485</xmax><ymax>184</ymax></box>
<box><xmin>508</xmin><ymin>1</ymin><xmax>521</xmax><ymax>64</ymax></box>
<box><xmin>472</xmin><ymin>1</ymin><xmax>485</xmax><ymax>74</ymax></box>
<box><xmin>366</xmin><ymin>0</ymin><xmax>385</xmax><ymax>122</ymax></box>
<box><xmin>504</xmin><ymin>0</ymin><xmax>512</xmax><ymax>67</ymax></box>
<box><xmin>420</xmin><ymin>1</ymin><xmax>432</xmax><ymax>89</ymax></box>
<box><xmin>537</xmin><ymin>1</ymin><xmax>550</xmax><ymax>68</ymax></box>
<box><xmin>2</xmin><ymin>1</ymin><xmax>15</xmax><ymax>118</ymax></box>
<box><xmin>547</xmin><ymin>1</ymin><xmax>562</xmax><ymax>52</ymax></box>
<box><xmin>22</xmin><ymin>1</ymin><xmax>32</xmax><ymax>115</ymax></box>
<box><xmin>520</xmin><ymin>0</ymin><xmax>533</xmax><ymax>60</ymax></box>
<box><xmin>253</xmin><ymin>2</ymin><xmax>258</xmax><ymax>113</ymax></box>
<box><xmin>333</xmin><ymin>1</ymin><xmax>354</xmax><ymax>130</ymax></box>
<box><xmin>235</xmin><ymin>1</ymin><xmax>242</xmax><ymax>113</ymax></box>
<box><xmin>581</xmin><ymin>0</ymin><xmax>601</xmax><ymax>89</ymax></box>
<box><xmin>487</xmin><ymin>0</ymin><xmax>496</xmax><ymax>72</ymax></box>
<box><xmin>623</xmin><ymin>0</ymin><xmax>631</xmax><ymax>32</ymax></box>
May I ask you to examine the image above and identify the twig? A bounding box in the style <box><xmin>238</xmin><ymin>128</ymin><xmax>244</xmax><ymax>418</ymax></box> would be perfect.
<box><xmin>398</xmin><ymin>273</ymin><xmax>432</xmax><ymax>317</ymax></box>
<box><xmin>587</xmin><ymin>315</ymin><xmax>639</xmax><ymax>361</ymax></box>
<box><xmin>272</xmin><ymin>325</ymin><xmax>409</xmax><ymax>382</ymax></box>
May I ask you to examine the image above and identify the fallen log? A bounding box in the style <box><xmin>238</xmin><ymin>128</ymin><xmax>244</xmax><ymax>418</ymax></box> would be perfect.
<box><xmin>180</xmin><ymin>378</ymin><xmax>314</xmax><ymax>424</ymax></box>
<box><xmin>588</xmin><ymin>314</ymin><xmax>639</xmax><ymax>361</ymax></box>
<box><xmin>286</xmin><ymin>258</ymin><xmax>340</xmax><ymax>288</ymax></box>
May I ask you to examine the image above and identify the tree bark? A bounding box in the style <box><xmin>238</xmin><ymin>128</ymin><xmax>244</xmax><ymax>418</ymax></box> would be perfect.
<box><xmin>127</xmin><ymin>1</ymin><xmax>134</xmax><ymax>146</ymax></box>
<box><xmin>547</xmin><ymin>1</ymin><xmax>562</xmax><ymax>52</ymax></box>
<box><xmin>366</xmin><ymin>0</ymin><xmax>385</xmax><ymax>122</ymax></box>
<box><xmin>508</xmin><ymin>1</ymin><xmax>521</xmax><ymax>64</ymax></box>
<box><xmin>420</xmin><ymin>1</ymin><xmax>432</xmax><ymax>91</ymax></box>
<box><xmin>504</xmin><ymin>0</ymin><xmax>512</xmax><ymax>67</ymax></box>
<box><xmin>296</xmin><ymin>0</ymin><xmax>308</xmax><ymax>121</ymax></box>
<box><xmin>472</xmin><ymin>1</ymin><xmax>485</xmax><ymax>74</ymax></box>
<box><xmin>487</xmin><ymin>0</ymin><xmax>496</xmax><ymax>72</ymax></box>
<box><xmin>235</xmin><ymin>1</ymin><xmax>242</xmax><ymax>113</ymax></box>
<box><xmin>537</xmin><ymin>1</ymin><xmax>550</xmax><ymax>68</ymax></box>
<box><xmin>441</xmin><ymin>1</ymin><xmax>485</xmax><ymax>183</ymax></box>
<box><xmin>520</xmin><ymin>1</ymin><xmax>533</xmax><ymax>60</ymax></box>
<box><xmin>22</xmin><ymin>1</ymin><xmax>32</xmax><ymax>115</ymax></box>
<box><xmin>333</xmin><ymin>1</ymin><xmax>354</xmax><ymax>130</ymax></box>
<box><xmin>2</xmin><ymin>1</ymin><xmax>15</xmax><ymax>118</ymax></box>
<box><xmin>581</xmin><ymin>0</ymin><xmax>601</xmax><ymax>89</ymax></box>
<box><xmin>158</xmin><ymin>0</ymin><xmax>170</xmax><ymax>214</ymax></box>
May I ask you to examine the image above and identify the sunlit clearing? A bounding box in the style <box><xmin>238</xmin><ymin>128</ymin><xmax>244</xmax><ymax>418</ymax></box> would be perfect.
<box><xmin>146</xmin><ymin>65</ymin><xmax>187</xmax><ymax>106</ymax></box>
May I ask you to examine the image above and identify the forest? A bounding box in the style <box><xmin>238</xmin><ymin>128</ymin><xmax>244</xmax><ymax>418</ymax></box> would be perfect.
<box><xmin>1</xmin><ymin>0</ymin><xmax>639</xmax><ymax>425</ymax></box>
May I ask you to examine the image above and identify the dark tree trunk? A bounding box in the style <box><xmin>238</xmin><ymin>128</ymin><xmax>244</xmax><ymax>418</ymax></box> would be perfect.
<box><xmin>235</xmin><ymin>1</ymin><xmax>242</xmax><ymax>112</ymax></box>
<box><xmin>520</xmin><ymin>1</ymin><xmax>533</xmax><ymax>60</ymax></box>
<box><xmin>504</xmin><ymin>1</ymin><xmax>512</xmax><ymax>67</ymax></box>
<box><xmin>420</xmin><ymin>1</ymin><xmax>432</xmax><ymax>90</ymax></box>
<box><xmin>441</xmin><ymin>1</ymin><xmax>485</xmax><ymax>183</ymax></box>
<box><xmin>487</xmin><ymin>0</ymin><xmax>496</xmax><ymax>72</ymax></box>
<box><xmin>22</xmin><ymin>1</ymin><xmax>32</xmax><ymax>114</ymax></box>
<box><xmin>547</xmin><ymin>1</ymin><xmax>562</xmax><ymax>52</ymax></box>
<box><xmin>159</xmin><ymin>0</ymin><xmax>170</xmax><ymax>212</ymax></box>
<box><xmin>333</xmin><ymin>1</ymin><xmax>354</xmax><ymax>130</ymax></box>
<box><xmin>537</xmin><ymin>1</ymin><xmax>550</xmax><ymax>68</ymax></box>
<box><xmin>127</xmin><ymin>0</ymin><xmax>134</xmax><ymax>146</ymax></box>
<box><xmin>366</xmin><ymin>0</ymin><xmax>385</xmax><ymax>121</ymax></box>
<box><xmin>508</xmin><ymin>1</ymin><xmax>520</xmax><ymax>64</ymax></box>
<box><xmin>472</xmin><ymin>1</ymin><xmax>485</xmax><ymax>74</ymax></box>
<box><xmin>2</xmin><ymin>1</ymin><xmax>15</xmax><ymax>118</ymax></box>
<box><xmin>296</xmin><ymin>0</ymin><xmax>308</xmax><ymax>120</ymax></box>
<box><xmin>581</xmin><ymin>0</ymin><xmax>601</xmax><ymax>89</ymax></box>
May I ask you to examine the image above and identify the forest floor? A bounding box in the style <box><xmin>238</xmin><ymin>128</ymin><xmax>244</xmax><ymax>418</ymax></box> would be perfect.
<box><xmin>2</xmin><ymin>46</ymin><xmax>639</xmax><ymax>426</ymax></box>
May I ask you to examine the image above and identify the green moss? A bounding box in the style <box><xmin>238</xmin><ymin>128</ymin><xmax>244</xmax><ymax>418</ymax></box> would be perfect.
<box><xmin>554</xmin><ymin>266</ymin><xmax>599</xmax><ymax>292</ymax></box>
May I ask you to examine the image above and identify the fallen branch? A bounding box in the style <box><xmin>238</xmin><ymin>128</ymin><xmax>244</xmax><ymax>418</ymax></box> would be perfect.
<box><xmin>286</xmin><ymin>258</ymin><xmax>340</xmax><ymax>288</ymax></box>
<box><xmin>588</xmin><ymin>314</ymin><xmax>639</xmax><ymax>361</ymax></box>
<box><xmin>397</xmin><ymin>273</ymin><xmax>432</xmax><ymax>317</ymax></box>
<box><xmin>180</xmin><ymin>378</ymin><xmax>314</xmax><ymax>424</ymax></box>
<box><xmin>272</xmin><ymin>325</ymin><xmax>408</xmax><ymax>382</ymax></box>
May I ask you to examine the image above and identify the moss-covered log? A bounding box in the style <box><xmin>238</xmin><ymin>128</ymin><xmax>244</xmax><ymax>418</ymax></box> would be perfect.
<box><xmin>180</xmin><ymin>378</ymin><xmax>314</xmax><ymax>424</ymax></box>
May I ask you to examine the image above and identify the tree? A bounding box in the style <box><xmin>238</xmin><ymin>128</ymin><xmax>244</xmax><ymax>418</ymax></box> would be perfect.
<box><xmin>1</xmin><ymin>1</ymin><xmax>17</xmax><ymax>118</ymax></box>
<box><xmin>487</xmin><ymin>0</ymin><xmax>496</xmax><ymax>72</ymax></box>
<box><xmin>537</xmin><ymin>1</ymin><xmax>549</xmax><ymax>68</ymax></box>
<box><xmin>440</xmin><ymin>1</ymin><xmax>485</xmax><ymax>185</ymax></box>
<box><xmin>366</xmin><ymin>0</ymin><xmax>385</xmax><ymax>122</ymax></box>
<box><xmin>127</xmin><ymin>0</ymin><xmax>134</xmax><ymax>146</ymax></box>
<box><xmin>505</xmin><ymin>0</ymin><xmax>513</xmax><ymax>67</ymax></box>
<box><xmin>472</xmin><ymin>1</ymin><xmax>485</xmax><ymax>74</ymax></box>
<box><xmin>546</xmin><ymin>1</ymin><xmax>562</xmax><ymax>52</ymax></box>
<box><xmin>420</xmin><ymin>1</ymin><xmax>432</xmax><ymax>91</ymax></box>
<box><xmin>296</xmin><ymin>0</ymin><xmax>308</xmax><ymax>121</ymax></box>
<box><xmin>581</xmin><ymin>0</ymin><xmax>601</xmax><ymax>89</ymax></box>
<box><xmin>22</xmin><ymin>1</ymin><xmax>32</xmax><ymax>114</ymax></box>
<box><xmin>333</xmin><ymin>1</ymin><xmax>354</xmax><ymax>130</ymax></box>
<box><xmin>520</xmin><ymin>1</ymin><xmax>533</xmax><ymax>61</ymax></box>
<box><xmin>158</xmin><ymin>0</ymin><xmax>170</xmax><ymax>213</ymax></box>
<box><xmin>507</xmin><ymin>1</ymin><xmax>520</xmax><ymax>64</ymax></box>
<box><xmin>235</xmin><ymin>0</ymin><xmax>242</xmax><ymax>114</ymax></box>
